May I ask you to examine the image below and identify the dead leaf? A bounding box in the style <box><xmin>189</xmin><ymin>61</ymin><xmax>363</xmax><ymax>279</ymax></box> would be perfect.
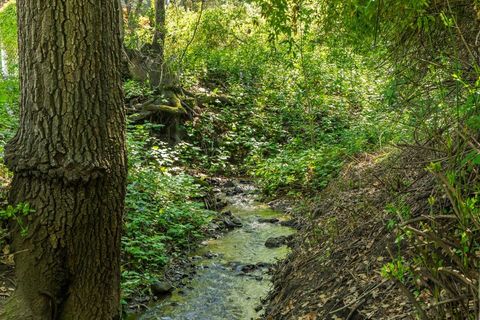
<box><xmin>298</xmin><ymin>311</ymin><xmax>317</xmax><ymax>320</ymax></box>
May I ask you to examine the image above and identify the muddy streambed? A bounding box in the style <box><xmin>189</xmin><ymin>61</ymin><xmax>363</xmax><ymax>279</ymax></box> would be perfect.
<box><xmin>139</xmin><ymin>186</ymin><xmax>295</xmax><ymax>320</ymax></box>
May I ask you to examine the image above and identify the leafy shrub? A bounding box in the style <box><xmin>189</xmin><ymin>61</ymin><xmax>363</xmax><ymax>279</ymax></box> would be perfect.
<box><xmin>0</xmin><ymin>2</ymin><xmax>18</xmax><ymax>72</ymax></box>
<box><xmin>124</xmin><ymin>79</ymin><xmax>154</xmax><ymax>100</ymax></box>
<box><xmin>251</xmin><ymin>145</ymin><xmax>346</xmax><ymax>196</ymax></box>
<box><xmin>0</xmin><ymin>2</ymin><xmax>19</xmax><ymax>152</ymax></box>
<box><xmin>158</xmin><ymin>2</ymin><xmax>403</xmax><ymax>193</ymax></box>
<box><xmin>122</xmin><ymin>124</ymin><xmax>214</xmax><ymax>298</ymax></box>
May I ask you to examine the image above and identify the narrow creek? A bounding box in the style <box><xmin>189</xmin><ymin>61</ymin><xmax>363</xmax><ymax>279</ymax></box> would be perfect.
<box><xmin>139</xmin><ymin>183</ymin><xmax>295</xmax><ymax>320</ymax></box>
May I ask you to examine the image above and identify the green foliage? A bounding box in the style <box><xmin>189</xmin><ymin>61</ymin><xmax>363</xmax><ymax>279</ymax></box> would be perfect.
<box><xmin>121</xmin><ymin>123</ymin><xmax>214</xmax><ymax>298</ymax></box>
<box><xmin>0</xmin><ymin>2</ymin><xmax>18</xmax><ymax>66</ymax></box>
<box><xmin>0</xmin><ymin>77</ymin><xmax>18</xmax><ymax>150</ymax></box>
<box><xmin>251</xmin><ymin>145</ymin><xmax>346</xmax><ymax>196</ymax></box>
<box><xmin>381</xmin><ymin>257</ymin><xmax>411</xmax><ymax>283</ymax></box>
<box><xmin>0</xmin><ymin>2</ymin><xmax>17</xmax><ymax>53</ymax></box>
<box><xmin>124</xmin><ymin>79</ymin><xmax>154</xmax><ymax>100</ymax></box>
<box><xmin>0</xmin><ymin>3</ymin><xmax>18</xmax><ymax>253</ymax></box>
<box><xmin>0</xmin><ymin>203</ymin><xmax>34</xmax><ymax>237</ymax></box>
<box><xmin>0</xmin><ymin>2</ymin><xmax>18</xmax><ymax>261</ymax></box>
<box><xmin>0</xmin><ymin>2</ymin><xmax>19</xmax><ymax>153</ymax></box>
<box><xmin>123</xmin><ymin>5</ymin><xmax>156</xmax><ymax>50</ymax></box>
<box><xmin>155</xmin><ymin>2</ymin><xmax>402</xmax><ymax>195</ymax></box>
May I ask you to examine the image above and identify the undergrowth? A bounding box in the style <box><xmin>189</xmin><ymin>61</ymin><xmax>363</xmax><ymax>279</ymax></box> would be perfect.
<box><xmin>136</xmin><ymin>3</ymin><xmax>405</xmax><ymax>197</ymax></box>
<box><xmin>0</xmin><ymin>1</ymin><xmax>17</xmax><ymax>258</ymax></box>
<box><xmin>122</xmin><ymin>124</ymin><xmax>215</xmax><ymax>299</ymax></box>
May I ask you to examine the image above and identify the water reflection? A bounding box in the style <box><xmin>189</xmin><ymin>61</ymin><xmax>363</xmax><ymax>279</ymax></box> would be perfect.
<box><xmin>141</xmin><ymin>195</ymin><xmax>295</xmax><ymax>320</ymax></box>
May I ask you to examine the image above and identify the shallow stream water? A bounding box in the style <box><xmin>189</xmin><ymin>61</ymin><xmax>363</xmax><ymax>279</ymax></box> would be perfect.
<box><xmin>140</xmin><ymin>189</ymin><xmax>295</xmax><ymax>320</ymax></box>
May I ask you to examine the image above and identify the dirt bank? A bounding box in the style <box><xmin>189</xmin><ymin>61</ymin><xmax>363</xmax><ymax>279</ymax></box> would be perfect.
<box><xmin>264</xmin><ymin>149</ymin><xmax>436</xmax><ymax>319</ymax></box>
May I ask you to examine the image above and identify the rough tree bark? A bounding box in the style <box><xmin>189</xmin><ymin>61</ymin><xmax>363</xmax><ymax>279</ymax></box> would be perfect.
<box><xmin>1</xmin><ymin>0</ymin><xmax>127</xmax><ymax>319</ymax></box>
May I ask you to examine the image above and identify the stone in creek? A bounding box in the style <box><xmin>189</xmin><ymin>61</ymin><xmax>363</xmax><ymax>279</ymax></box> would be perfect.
<box><xmin>256</xmin><ymin>262</ymin><xmax>273</xmax><ymax>269</ymax></box>
<box><xmin>226</xmin><ymin>186</ymin><xmax>244</xmax><ymax>196</ymax></box>
<box><xmin>222</xmin><ymin>211</ymin><xmax>243</xmax><ymax>228</ymax></box>
<box><xmin>223</xmin><ymin>180</ymin><xmax>236</xmax><ymax>188</ymax></box>
<box><xmin>208</xmin><ymin>223</ymin><xmax>220</xmax><ymax>231</ymax></box>
<box><xmin>280</xmin><ymin>219</ymin><xmax>300</xmax><ymax>228</ymax></box>
<box><xmin>265</xmin><ymin>235</ymin><xmax>294</xmax><ymax>248</ymax></box>
<box><xmin>258</xmin><ymin>217</ymin><xmax>280</xmax><ymax>223</ymax></box>
<box><xmin>267</xmin><ymin>200</ymin><xmax>293</xmax><ymax>214</ymax></box>
<box><xmin>203</xmin><ymin>251</ymin><xmax>218</xmax><ymax>259</ymax></box>
<box><xmin>237</xmin><ymin>264</ymin><xmax>257</xmax><ymax>273</ymax></box>
<box><xmin>232</xmin><ymin>216</ymin><xmax>243</xmax><ymax>225</ymax></box>
<box><xmin>150</xmin><ymin>281</ymin><xmax>173</xmax><ymax>296</ymax></box>
<box><xmin>214</xmin><ymin>194</ymin><xmax>229</xmax><ymax>210</ymax></box>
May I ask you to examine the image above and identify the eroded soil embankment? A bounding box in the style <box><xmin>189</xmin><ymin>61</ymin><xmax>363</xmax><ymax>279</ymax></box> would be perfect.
<box><xmin>264</xmin><ymin>150</ymin><xmax>433</xmax><ymax>319</ymax></box>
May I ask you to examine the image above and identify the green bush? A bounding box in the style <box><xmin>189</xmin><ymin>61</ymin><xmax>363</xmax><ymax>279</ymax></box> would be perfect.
<box><xmin>121</xmin><ymin>123</ymin><xmax>214</xmax><ymax>298</ymax></box>
<box><xmin>0</xmin><ymin>2</ymin><xmax>18</xmax><ymax>72</ymax></box>
<box><xmin>0</xmin><ymin>2</ymin><xmax>19</xmax><ymax>152</ymax></box>
<box><xmin>156</xmin><ymin>3</ymin><xmax>404</xmax><ymax>194</ymax></box>
<box><xmin>251</xmin><ymin>145</ymin><xmax>346</xmax><ymax>196</ymax></box>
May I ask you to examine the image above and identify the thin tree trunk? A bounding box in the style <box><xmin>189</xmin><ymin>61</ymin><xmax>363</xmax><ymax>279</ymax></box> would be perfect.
<box><xmin>1</xmin><ymin>0</ymin><xmax>127</xmax><ymax>319</ymax></box>
<box><xmin>150</xmin><ymin>0</ymin><xmax>166</xmax><ymax>89</ymax></box>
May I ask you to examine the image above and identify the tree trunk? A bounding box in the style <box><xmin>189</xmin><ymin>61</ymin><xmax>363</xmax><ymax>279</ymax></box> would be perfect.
<box><xmin>150</xmin><ymin>0</ymin><xmax>166</xmax><ymax>89</ymax></box>
<box><xmin>1</xmin><ymin>0</ymin><xmax>126</xmax><ymax>319</ymax></box>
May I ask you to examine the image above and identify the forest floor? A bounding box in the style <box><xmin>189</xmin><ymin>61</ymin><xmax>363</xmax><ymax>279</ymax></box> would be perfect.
<box><xmin>263</xmin><ymin>148</ymin><xmax>432</xmax><ymax>320</ymax></box>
